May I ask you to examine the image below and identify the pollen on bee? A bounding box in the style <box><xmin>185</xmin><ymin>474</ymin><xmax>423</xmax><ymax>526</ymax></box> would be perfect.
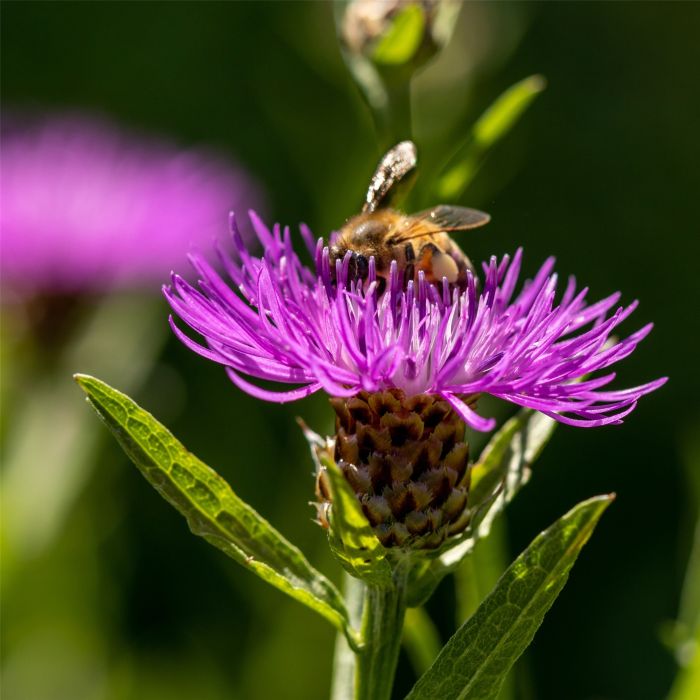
<box><xmin>430</xmin><ymin>252</ymin><xmax>459</xmax><ymax>284</ymax></box>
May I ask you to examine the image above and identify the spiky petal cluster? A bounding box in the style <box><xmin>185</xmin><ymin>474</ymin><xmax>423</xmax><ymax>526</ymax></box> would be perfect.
<box><xmin>1</xmin><ymin>113</ymin><xmax>262</xmax><ymax>295</ymax></box>
<box><xmin>166</xmin><ymin>212</ymin><xmax>665</xmax><ymax>431</ymax></box>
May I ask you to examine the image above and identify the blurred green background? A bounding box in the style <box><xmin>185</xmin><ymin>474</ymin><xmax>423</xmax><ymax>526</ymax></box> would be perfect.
<box><xmin>2</xmin><ymin>2</ymin><xmax>699</xmax><ymax>699</ymax></box>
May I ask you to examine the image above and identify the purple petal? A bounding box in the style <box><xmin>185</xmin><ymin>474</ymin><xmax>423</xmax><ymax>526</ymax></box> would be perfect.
<box><xmin>165</xmin><ymin>212</ymin><xmax>664</xmax><ymax>432</ymax></box>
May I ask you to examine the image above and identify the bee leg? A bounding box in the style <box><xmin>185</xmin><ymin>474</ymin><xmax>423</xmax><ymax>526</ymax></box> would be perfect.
<box><xmin>403</xmin><ymin>244</ymin><xmax>416</xmax><ymax>285</ymax></box>
<box><xmin>404</xmin><ymin>263</ymin><xmax>415</xmax><ymax>287</ymax></box>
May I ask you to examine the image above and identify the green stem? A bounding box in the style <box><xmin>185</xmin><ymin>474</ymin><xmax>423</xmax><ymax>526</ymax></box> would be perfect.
<box><xmin>376</xmin><ymin>72</ymin><xmax>413</xmax><ymax>148</ymax></box>
<box><xmin>331</xmin><ymin>573</ymin><xmax>365</xmax><ymax>700</ymax></box>
<box><xmin>342</xmin><ymin>53</ymin><xmax>414</xmax><ymax>150</ymax></box>
<box><xmin>355</xmin><ymin>564</ymin><xmax>409</xmax><ymax>700</ymax></box>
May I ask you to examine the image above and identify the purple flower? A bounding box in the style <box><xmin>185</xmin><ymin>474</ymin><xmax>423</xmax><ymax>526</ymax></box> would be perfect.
<box><xmin>1</xmin><ymin>113</ymin><xmax>262</xmax><ymax>295</ymax></box>
<box><xmin>165</xmin><ymin>212</ymin><xmax>665</xmax><ymax>431</ymax></box>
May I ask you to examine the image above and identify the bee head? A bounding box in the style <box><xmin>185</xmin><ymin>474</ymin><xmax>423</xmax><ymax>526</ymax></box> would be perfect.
<box><xmin>330</xmin><ymin>244</ymin><xmax>343</xmax><ymax>263</ymax></box>
<box><xmin>329</xmin><ymin>245</ymin><xmax>370</xmax><ymax>283</ymax></box>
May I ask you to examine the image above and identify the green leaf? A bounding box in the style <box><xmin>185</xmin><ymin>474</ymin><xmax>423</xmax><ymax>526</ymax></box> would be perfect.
<box><xmin>74</xmin><ymin>374</ymin><xmax>358</xmax><ymax>647</ymax></box>
<box><xmin>299</xmin><ymin>421</ymin><xmax>392</xmax><ymax>586</ymax></box>
<box><xmin>667</xmin><ymin>626</ymin><xmax>700</xmax><ymax>700</ymax></box>
<box><xmin>321</xmin><ymin>454</ymin><xmax>393</xmax><ymax>587</ymax></box>
<box><xmin>406</xmin><ymin>495</ymin><xmax>614</xmax><ymax>700</ymax></box>
<box><xmin>434</xmin><ymin>74</ymin><xmax>546</xmax><ymax>201</ymax></box>
<box><xmin>405</xmin><ymin>408</ymin><xmax>557</xmax><ymax>607</ymax></box>
<box><xmin>372</xmin><ymin>4</ymin><xmax>426</xmax><ymax>66</ymax></box>
<box><xmin>473</xmin><ymin>74</ymin><xmax>547</xmax><ymax>145</ymax></box>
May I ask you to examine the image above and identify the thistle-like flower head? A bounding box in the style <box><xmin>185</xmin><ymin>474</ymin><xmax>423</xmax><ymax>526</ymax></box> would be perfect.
<box><xmin>167</xmin><ymin>212</ymin><xmax>666</xmax><ymax>550</ymax></box>
<box><xmin>166</xmin><ymin>212</ymin><xmax>665</xmax><ymax>432</ymax></box>
<box><xmin>0</xmin><ymin>114</ymin><xmax>262</xmax><ymax>296</ymax></box>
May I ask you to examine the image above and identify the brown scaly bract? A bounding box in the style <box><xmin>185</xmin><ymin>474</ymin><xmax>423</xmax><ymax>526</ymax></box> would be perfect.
<box><xmin>318</xmin><ymin>390</ymin><xmax>472</xmax><ymax>550</ymax></box>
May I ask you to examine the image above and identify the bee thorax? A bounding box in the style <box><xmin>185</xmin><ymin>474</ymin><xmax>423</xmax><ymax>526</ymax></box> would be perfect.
<box><xmin>351</xmin><ymin>219</ymin><xmax>389</xmax><ymax>243</ymax></box>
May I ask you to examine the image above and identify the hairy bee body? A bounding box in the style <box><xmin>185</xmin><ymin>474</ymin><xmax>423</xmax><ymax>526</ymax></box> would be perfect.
<box><xmin>333</xmin><ymin>209</ymin><xmax>473</xmax><ymax>287</ymax></box>
<box><xmin>329</xmin><ymin>141</ymin><xmax>489</xmax><ymax>291</ymax></box>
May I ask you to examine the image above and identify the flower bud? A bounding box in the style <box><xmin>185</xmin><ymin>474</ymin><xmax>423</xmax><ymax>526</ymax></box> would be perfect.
<box><xmin>340</xmin><ymin>0</ymin><xmax>458</xmax><ymax>67</ymax></box>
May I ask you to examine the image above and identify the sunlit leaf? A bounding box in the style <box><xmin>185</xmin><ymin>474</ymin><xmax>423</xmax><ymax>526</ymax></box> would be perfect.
<box><xmin>473</xmin><ymin>74</ymin><xmax>547</xmax><ymax>144</ymax></box>
<box><xmin>406</xmin><ymin>495</ymin><xmax>614</xmax><ymax>700</ymax></box>
<box><xmin>434</xmin><ymin>74</ymin><xmax>546</xmax><ymax>201</ymax></box>
<box><xmin>299</xmin><ymin>422</ymin><xmax>392</xmax><ymax>586</ymax></box>
<box><xmin>74</xmin><ymin>374</ymin><xmax>358</xmax><ymax>647</ymax></box>
<box><xmin>667</xmin><ymin>626</ymin><xmax>700</xmax><ymax>700</ymax></box>
<box><xmin>321</xmin><ymin>454</ymin><xmax>393</xmax><ymax>587</ymax></box>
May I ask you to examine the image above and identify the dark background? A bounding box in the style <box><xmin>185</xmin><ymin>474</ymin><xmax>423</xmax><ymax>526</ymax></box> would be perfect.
<box><xmin>2</xmin><ymin>2</ymin><xmax>699</xmax><ymax>699</ymax></box>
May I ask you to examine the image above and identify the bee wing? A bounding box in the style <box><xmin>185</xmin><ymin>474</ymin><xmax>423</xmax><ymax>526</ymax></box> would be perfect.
<box><xmin>393</xmin><ymin>205</ymin><xmax>491</xmax><ymax>242</ymax></box>
<box><xmin>363</xmin><ymin>141</ymin><xmax>418</xmax><ymax>214</ymax></box>
<box><xmin>410</xmin><ymin>205</ymin><xmax>491</xmax><ymax>233</ymax></box>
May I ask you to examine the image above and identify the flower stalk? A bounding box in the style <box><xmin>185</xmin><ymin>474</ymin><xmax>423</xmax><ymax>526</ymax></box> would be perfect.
<box><xmin>336</xmin><ymin>1</ymin><xmax>460</xmax><ymax>147</ymax></box>
<box><xmin>355</xmin><ymin>562</ymin><xmax>410</xmax><ymax>700</ymax></box>
<box><xmin>331</xmin><ymin>573</ymin><xmax>365</xmax><ymax>700</ymax></box>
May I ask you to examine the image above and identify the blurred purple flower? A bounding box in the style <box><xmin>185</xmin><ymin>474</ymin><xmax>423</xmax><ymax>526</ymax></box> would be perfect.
<box><xmin>165</xmin><ymin>213</ymin><xmax>665</xmax><ymax>431</ymax></box>
<box><xmin>1</xmin><ymin>114</ymin><xmax>262</xmax><ymax>295</ymax></box>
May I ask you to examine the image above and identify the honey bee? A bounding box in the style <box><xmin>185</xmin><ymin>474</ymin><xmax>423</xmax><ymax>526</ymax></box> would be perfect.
<box><xmin>330</xmin><ymin>141</ymin><xmax>490</xmax><ymax>289</ymax></box>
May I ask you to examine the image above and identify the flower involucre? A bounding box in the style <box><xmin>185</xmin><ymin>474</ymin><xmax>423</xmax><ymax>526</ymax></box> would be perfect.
<box><xmin>166</xmin><ymin>212</ymin><xmax>665</xmax><ymax>432</ymax></box>
<box><xmin>325</xmin><ymin>390</ymin><xmax>472</xmax><ymax>549</ymax></box>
